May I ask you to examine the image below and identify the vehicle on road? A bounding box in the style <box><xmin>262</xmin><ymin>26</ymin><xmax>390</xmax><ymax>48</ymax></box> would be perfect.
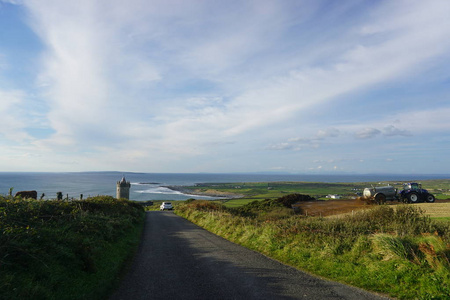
<box><xmin>363</xmin><ymin>182</ymin><xmax>435</xmax><ymax>204</ymax></box>
<box><xmin>160</xmin><ymin>202</ymin><xmax>173</xmax><ymax>210</ymax></box>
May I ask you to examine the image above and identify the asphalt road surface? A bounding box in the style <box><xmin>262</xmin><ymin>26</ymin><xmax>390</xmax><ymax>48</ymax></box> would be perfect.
<box><xmin>110</xmin><ymin>211</ymin><xmax>390</xmax><ymax>300</ymax></box>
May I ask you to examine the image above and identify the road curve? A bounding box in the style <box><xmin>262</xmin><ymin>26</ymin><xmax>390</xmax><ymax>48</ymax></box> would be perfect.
<box><xmin>110</xmin><ymin>211</ymin><xmax>390</xmax><ymax>300</ymax></box>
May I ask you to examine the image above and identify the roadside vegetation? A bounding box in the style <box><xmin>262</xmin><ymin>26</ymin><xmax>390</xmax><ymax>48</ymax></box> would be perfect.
<box><xmin>176</xmin><ymin>197</ymin><xmax>450</xmax><ymax>299</ymax></box>
<box><xmin>0</xmin><ymin>195</ymin><xmax>145</xmax><ymax>300</ymax></box>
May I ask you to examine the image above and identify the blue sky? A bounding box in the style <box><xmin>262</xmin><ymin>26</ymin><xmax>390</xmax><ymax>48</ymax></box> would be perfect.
<box><xmin>1</xmin><ymin>0</ymin><xmax>450</xmax><ymax>174</ymax></box>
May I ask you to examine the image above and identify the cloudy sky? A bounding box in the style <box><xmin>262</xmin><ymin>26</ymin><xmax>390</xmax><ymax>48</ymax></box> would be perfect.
<box><xmin>1</xmin><ymin>0</ymin><xmax>449</xmax><ymax>174</ymax></box>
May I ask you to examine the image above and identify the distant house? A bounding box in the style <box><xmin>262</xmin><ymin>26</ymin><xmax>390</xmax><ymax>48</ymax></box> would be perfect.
<box><xmin>326</xmin><ymin>194</ymin><xmax>341</xmax><ymax>199</ymax></box>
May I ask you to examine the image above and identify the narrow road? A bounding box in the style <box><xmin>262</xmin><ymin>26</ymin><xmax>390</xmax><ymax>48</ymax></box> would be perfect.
<box><xmin>110</xmin><ymin>211</ymin><xmax>390</xmax><ymax>300</ymax></box>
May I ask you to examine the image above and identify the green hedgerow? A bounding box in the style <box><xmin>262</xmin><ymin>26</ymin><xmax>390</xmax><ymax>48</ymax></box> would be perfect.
<box><xmin>0</xmin><ymin>195</ymin><xmax>145</xmax><ymax>300</ymax></box>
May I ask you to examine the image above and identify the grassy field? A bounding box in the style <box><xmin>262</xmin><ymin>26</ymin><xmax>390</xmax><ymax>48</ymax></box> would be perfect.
<box><xmin>327</xmin><ymin>202</ymin><xmax>450</xmax><ymax>221</ymax></box>
<box><xmin>414</xmin><ymin>202</ymin><xmax>450</xmax><ymax>220</ymax></box>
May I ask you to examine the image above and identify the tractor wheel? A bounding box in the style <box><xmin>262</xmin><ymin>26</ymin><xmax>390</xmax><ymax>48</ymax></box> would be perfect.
<box><xmin>426</xmin><ymin>194</ymin><xmax>435</xmax><ymax>203</ymax></box>
<box><xmin>407</xmin><ymin>192</ymin><xmax>420</xmax><ymax>203</ymax></box>
<box><xmin>375</xmin><ymin>193</ymin><xmax>386</xmax><ymax>205</ymax></box>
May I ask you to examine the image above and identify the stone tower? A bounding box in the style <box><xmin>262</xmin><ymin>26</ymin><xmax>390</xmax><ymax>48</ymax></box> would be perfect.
<box><xmin>116</xmin><ymin>176</ymin><xmax>131</xmax><ymax>199</ymax></box>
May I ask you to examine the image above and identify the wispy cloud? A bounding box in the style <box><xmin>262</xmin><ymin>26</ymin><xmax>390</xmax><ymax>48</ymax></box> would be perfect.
<box><xmin>1</xmin><ymin>0</ymin><xmax>449</xmax><ymax>172</ymax></box>
<box><xmin>0</xmin><ymin>90</ymin><xmax>30</xmax><ymax>142</ymax></box>
<box><xmin>383</xmin><ymin>125</ymin><xmax>412</xmax><ymax>137</ymax></box>
<box><xmin>0</xmin><ymin>0</ymin><xmax>23</xmax><ymax>4</ymax></box>
<box><xmin>354</xmin><ymin>128</ymin><xmax>381</xmax><ymax>139</ymax></box>
<box><xmin>268</xmin><ymin>128</ymin><xmax>340</xmax><ymax>151</ymax></box>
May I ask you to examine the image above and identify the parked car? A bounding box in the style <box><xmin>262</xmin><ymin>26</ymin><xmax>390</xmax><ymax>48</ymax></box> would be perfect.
<box><xmin>160</xmin><ymin>202</ymin><xmax>173</xmax><ymax>210</ymax></box>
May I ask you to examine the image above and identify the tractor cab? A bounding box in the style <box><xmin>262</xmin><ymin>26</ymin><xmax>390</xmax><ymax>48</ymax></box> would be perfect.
<box><xmin>404</xmin><ymin>182</ymin><xmax>420</xmax><ymax>190</ymax></box>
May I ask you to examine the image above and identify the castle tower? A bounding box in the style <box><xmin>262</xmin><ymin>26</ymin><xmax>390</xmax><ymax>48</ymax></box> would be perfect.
<box><xmin>116</xmin><ymin>176</ymin><xmax>131</xmax><ymax>199</ymax></box>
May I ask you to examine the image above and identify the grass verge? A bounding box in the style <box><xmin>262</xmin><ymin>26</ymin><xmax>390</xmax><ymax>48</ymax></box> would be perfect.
<box><xmin>0</xmin><ymin>195</ymin><xmax>145</xmax><ymax>300</ymax></box>
<box><xmin>176</xmin><ymin>199</ymin><xmax>450</xmax><ymax>299</ymax></box>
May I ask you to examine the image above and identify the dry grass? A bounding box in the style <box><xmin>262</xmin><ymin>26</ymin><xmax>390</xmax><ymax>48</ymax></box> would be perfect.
<box><xmin>322</xmin><ymin>200</ymin><xmax>450</xmax><ymax>219</ymax></box>
<box><xmin>414</xmin><ymin>202</ymin><xmax>450</xmax><ymax>219</ymax></box>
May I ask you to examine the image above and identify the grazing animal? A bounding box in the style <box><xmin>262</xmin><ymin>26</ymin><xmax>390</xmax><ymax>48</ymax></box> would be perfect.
<box><xmin>15</xmin><ymin>190</ymin><xmax>38</xmax><ymax>199</ymax></box>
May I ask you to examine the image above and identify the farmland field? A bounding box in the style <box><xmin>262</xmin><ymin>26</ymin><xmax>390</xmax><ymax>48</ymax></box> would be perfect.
<box><xmin>180</xmin><ymin>179</ymin><xmax>450</xmax><ymax>218</ymax></box>
<box><xmin>414</xmin><ymin>202</ymin><xmax>450</xmax><ymax>220</ymax></box>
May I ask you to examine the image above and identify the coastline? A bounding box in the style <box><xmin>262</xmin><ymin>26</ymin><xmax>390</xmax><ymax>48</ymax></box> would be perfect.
<box><xmin>164</xmin><ymin>185</ymin><xmax>243</xmax><ymax>199</ymax></box>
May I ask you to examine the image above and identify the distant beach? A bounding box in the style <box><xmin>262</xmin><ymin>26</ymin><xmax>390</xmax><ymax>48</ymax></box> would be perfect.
<box><xmin>164</xmin><ymin>185</ymin><xmax>243</xmax><ymax>199</ymax></box>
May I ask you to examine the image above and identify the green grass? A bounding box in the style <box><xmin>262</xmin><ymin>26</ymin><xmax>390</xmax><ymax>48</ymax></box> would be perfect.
<box><xmin>434</xmin><ymin>217</ymin><xmax>450</xmax><ymax>221</ymax></box>
<box><xmin>176</xmin><ymin>199</ymin><xmax>450</xmax><ymax>299</ymax></box>
<box><xmin>221</xmin><ymin>198</ymin><xmax>258</xmax><ymax>207</ymax></box>
<box><xmin>190</xmin><ymin>181</ymin><xmax>363</xmax><ymax>200</ymax></box>
<box><xmin>0</xmin><ymin>195</ymin><xmax>145</xmax><ymax>300</ymax></box>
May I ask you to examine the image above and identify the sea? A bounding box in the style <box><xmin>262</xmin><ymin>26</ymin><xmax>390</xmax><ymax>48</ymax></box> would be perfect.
<box><xmin>0</xmin><ymin>172</ymin><xmax>448</xmax><ymax>201</ymax></box>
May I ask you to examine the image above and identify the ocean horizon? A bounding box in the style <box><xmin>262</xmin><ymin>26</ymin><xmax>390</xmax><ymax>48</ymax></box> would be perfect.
<box><xmin>1</xmin><ymin>171</ymin><xmax>449</xmax><ymax>201</ymax></box>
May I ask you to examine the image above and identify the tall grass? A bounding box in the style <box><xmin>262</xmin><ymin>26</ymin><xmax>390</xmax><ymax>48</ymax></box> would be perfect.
<box><xmin>0</xmin><ymin>195</ymin><xmax>145</xmax><ymax>300</ymax></box>
<box><xmin>176</xmin><ymin>200</ymin><xmax>450</xmax><ymax>299</ymax></box>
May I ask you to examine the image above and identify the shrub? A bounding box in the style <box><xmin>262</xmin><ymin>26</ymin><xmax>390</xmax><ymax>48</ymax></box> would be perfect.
<box><xmin>277</xmin><ymin>193</ymin><xmax>315</xmax><ymax>207</ymax></box>
<box><xmin>177</xmin><ymin>200</ymin><xmax>225</xmax><ymax>213</ymax></box>
<box><xmin>230</xmin><ymin>193</ymin><xmax>312</xmax><ymax>217</ymax></box>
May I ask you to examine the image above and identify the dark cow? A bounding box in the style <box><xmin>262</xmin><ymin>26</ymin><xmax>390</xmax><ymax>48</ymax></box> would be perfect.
<box><xmin>15</xmin><ymin>190</ymin><xmax>38</xmax><ymax>199</ymax></box>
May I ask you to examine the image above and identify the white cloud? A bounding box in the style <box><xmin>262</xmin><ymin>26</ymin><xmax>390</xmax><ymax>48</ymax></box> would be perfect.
<box><xmin>341</xmin><ymin>106</ymin><xmax>450</xmax><ymax>140</ymax></box>
<box><xmin>266</xmin><ymin>143</ymin><xmax>294</xmax><ymax>151</ymax></box>
<box><xmin>317</xmin><ymin>128</ymin><xmax>340</xmax><ymax>139</ymax></box>
<box><xmin>269</xmin><ymin>127</ymin><xmax>340</xmax><ymax>151</ymax></box>
<box><xmin>215</xmin><ymin>0</ymin><xmax>450</xmax><ymax>140</ymax></box>
<box><xmin>383</xmin><ymin>125</ymin><xmax>411</xmax><ymax>137</ymax></box>
<box><xmin>1</xmin><ymin>0</ymin><xmax>449</xmax><ymax>172</ymax></box>
<box><xmin>354</xmin><ymin>128</ymin><xmax>381</xmax><ymax>139</ymax></box>
<box><xmin>0</xmin><ymin>90</ymin><xmax>31</xmax><ymax>142</ymax></box>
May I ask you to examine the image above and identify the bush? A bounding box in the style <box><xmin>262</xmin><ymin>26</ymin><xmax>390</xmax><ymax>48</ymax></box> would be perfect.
<box><xmin>277</xmin><ymin>193</ymin><xmax>315</xmax><ymax>206</ymax></box>
<box><xmin>229</xmin><ymin>193</ymin><xmax>312</xmax><ymax>217</ymax></box>
<box><xmin>177</xmin><ymin>200</ymin><xmax>225</xmax><ymax>213</ymax></box>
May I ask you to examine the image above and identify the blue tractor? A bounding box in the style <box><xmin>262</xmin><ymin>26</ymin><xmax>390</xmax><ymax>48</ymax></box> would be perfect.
<box><xmin>399</xmin><ymin>182</ymin><xmax>435</xmax><ymax>203</ymax></box>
